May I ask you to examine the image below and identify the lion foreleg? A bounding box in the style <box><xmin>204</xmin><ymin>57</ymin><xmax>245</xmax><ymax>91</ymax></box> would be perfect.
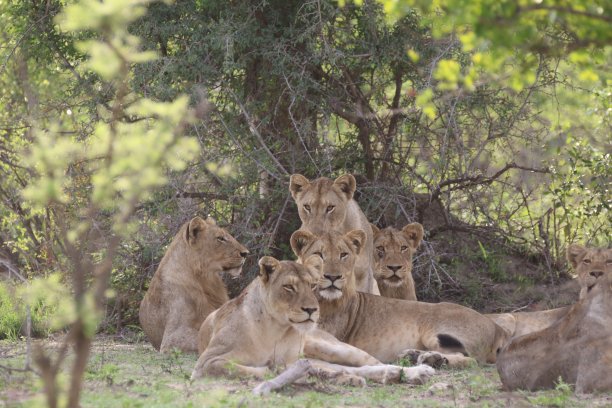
<box><xmin>303</xmin><ymin>329</ymin><xmax>381</xmax><ymax>366</ymax></box>
<box><xmin>192</xmin><ymin>353</ymin><xmax>270</xmax><ymax>381</ymax></box>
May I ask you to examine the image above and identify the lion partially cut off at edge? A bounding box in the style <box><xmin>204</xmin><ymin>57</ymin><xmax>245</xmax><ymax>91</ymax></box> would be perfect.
<box><xmin>139</xmin><ymin>216</ymin><xmax>248</xmax><ymax>353</ymax></box>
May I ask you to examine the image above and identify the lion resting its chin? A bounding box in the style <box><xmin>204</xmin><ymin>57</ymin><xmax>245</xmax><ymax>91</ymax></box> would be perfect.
<box><xmin>487</xmin><ymin>244</ymin><xmax>611</xmax><ymax>340</ymax></box>
<box><xmin>139</xmin><ymin>217</ymin><xmax>248</xmax><ymax>353</ymax></box>
<box><xmin>291</xmin><ymin>229</ymin><xmax>509</xmax><ymax>368</ymax></box>
<box><xmin>191</xmin><ymin>256</ymin><xmax>435</xmax><ymax>386</ymax></box>
<box><xmin>497</xmin><ymin>268</ymin><xmax>612</xmax><ymax>393</ymax></box>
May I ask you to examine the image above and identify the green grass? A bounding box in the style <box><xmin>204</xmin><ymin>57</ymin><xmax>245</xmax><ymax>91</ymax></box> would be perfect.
<box><xmin>1</xmin><ymin>337</ymin><xmax>611</xmax><ymax>407</ymax></box>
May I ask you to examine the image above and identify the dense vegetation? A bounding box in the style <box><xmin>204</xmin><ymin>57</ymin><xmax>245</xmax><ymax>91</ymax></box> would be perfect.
<box><xmin>0</xmin><ymin>0</ymin><xmax>609</xmax><ymax>406</ymax></box>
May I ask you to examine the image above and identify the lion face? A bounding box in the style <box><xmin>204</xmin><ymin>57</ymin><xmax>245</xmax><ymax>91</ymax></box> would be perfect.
<box><xmin>258</xmin><ymin>256</ymin><xmax>322</xmax><ymax>332</ymax></box>
<box><xmin>567</xmin><ymin>244</ymin><xmax>612</xmax><ymax>299</ymax></box>
<box><xmin>185</xmin><ymin>217</ymin><xmax>249</xmax><ymax>277</ymax></box>
<box><xmin>371</xmin><ymin>223</ymin><xmax>423</xmax><ymax>289</ymax></box>
<box><xmin>291</xmin><ymin>229</ymin><xmax>365</xmax><ymax>301</ymax></box>
<box><xmin>289</xmin><ymin>174</ymin><xmax>356</xmax><ymax>235</ymax></box>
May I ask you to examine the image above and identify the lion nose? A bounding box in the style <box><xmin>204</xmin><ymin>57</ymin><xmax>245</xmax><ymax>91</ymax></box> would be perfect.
<box><xmin>387</xmin><ymin>265</ymin><xmax>402</xmax><ymax>273</ymax></box>
<box><xmin>240</xmin><ymin>251</ymin><xmax>249</xmax><ymax>258</ymax></box>
<box><xmin>324</xmin><ymin>274</ymin><xmax>340</xmax><ymax>283</ymax></box>
<box><xmin>590</xmin><ymin>270</ymin><xmax>604</xmax><ymax>278</ymax></box>
<box><xmin>302</xmin><ymin>307</ymin><xmax>317</xmax><ymax>316</ymax></box>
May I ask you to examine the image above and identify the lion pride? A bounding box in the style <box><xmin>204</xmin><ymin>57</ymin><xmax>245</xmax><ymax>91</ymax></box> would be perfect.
<box><xmin>139</xmin><ymin>216</ymin><xmax>248</xmax><ymax>353</ymax></box>
<box><xmin>191</xmin><ymin>256</ymin><xmax>435</xmax><ymax>386</ymax></box>
<box><xmin>291</xmin><ymin>229</ymin><xmax>509</xmax><ymax>368</ymax></box>
<box><xmin>289</xmin><ymin>173</ymin><xmax>379</xmax><ymax>295</ymax></box>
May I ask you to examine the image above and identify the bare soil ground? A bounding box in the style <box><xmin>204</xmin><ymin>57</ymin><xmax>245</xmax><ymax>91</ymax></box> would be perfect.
<box><xmin>1</xmin><ymin>336</ymin><xmax>610</xmax><ymax>407</ymax></box>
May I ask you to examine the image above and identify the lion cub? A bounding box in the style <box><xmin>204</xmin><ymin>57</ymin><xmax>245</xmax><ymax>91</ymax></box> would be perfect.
<box><xmin>497</xmin><ymin>267</ymin><xmax>612</xmax><ymax>393</ymax></box>
<box><xmin>289</xmin><ymin>173</ymin><xmax>379</xmax><ymax>295</ymax></box>
<box><xmin>371</xmin><ymin>223</ymin><xmax>424</xmax><ymax>300</ymax></box>
<box><xmin>139</xmin><ymin>217</ymin><xmax>248</xmax><ymax>353</ymax></box>
<box><xmin>191</xmin><ymin>256</ymin><xmax>435</xmax><ymax>386</ymax></box>
<box><xmin>291</xmin><ymin>229</ymin><xmax>509</xmax><ymax>368</ymax></box>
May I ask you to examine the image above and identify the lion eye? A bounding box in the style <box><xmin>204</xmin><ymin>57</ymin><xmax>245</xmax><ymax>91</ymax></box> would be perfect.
<box><xmin>311</xmin><ymin>284</ymin><xmax>318</xmax><ymax>291</ymax></box>
<box><xmin>314</xmin><ymin>251</ymin><xmax>324</xmax><ymax>259</ymax></box>
<box><xmin>583</xmin><ymin>259</ymin><xmax>591</xmax><ymax>264</ymax></box>
<box><xmin>326</xmin><ymin>205</ymin><xmax>335</xmax><ymax>213</ymax></box>
<box><xmin>217</xmin><ymin>236</ymin><xmax>226</xmax><ymax>242</ymax></box>
<box><xmin>606</xmin><ymin>259</ymin><xmax>612</xmax><ymax>265</ymax></box>
<box><xmin>340</xmin><ymin>252</ymin><xmax>348</xmax><ymax>260</ymax></box>
<box><xmin>283</xmin><ymin>285</ymin><xmax>296</xmax><ymax>293</ymax></box>
<box><xmin>401</xmin><ymin>246</ymin><xmax>408</xmax><ymax>252</ymax></box>
<box><xmin>304</xmin><ymin>205</ymin><xmax>311</xmax><ymax>212</ymax></box>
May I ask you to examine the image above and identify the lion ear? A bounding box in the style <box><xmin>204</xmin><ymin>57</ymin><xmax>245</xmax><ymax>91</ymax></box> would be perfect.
<box><xmin>289</xmin><ymin>174</ymin><xmax>310</xmax><ymax>199</ymax></box>
<box><xmin>345</xmin><ymin>229</ymin><xmax>366</xmax><ymax>255</ymax></box>
<box><xmin>290</xmin><ymin>230</ymin><xmax>317</xmax><ymax>258</ymax></box>
<box><xmin>185</xmin><ymin>217</ymin><xmax>208</xmax><ymax>245</ymax></box>
<box><xmin>333</xmin><ymin>174</ymin><xmax>356</xmax><ymax>200</ymax></box>
<box><xmin>402</xmin><ymin>223</ymin><xmax>424</xmax><ymax>249</ymax></box>
<box><xmin>259</xmin><ymin>256</ymin><xmax>281</xmax><ymax>283</ymax></box>
<box><xmin>303</xmin><ymin>255</ymin><xmax>323</xmax><ymax>279</ymax></box>
<box><xmin>370</xmin><ymin>223</ymin><xmax>381</xmax><ymax>236</ymax></box>
<box><xmin>567</xmin><ymin>244</ymin><xmax>586</xmax><ymax>269</ymax></box>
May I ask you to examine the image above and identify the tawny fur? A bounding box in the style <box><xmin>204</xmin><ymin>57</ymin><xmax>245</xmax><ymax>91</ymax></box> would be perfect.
<box><xmin>371</xmin><ymin>223</ymin><xmax>424</xmax><ymax>300</ymax></box>
<box><xmin>497</xmin><ymin>268</ymin><xmax>612</xmax><ymax>393</ymax></box>
<box><xmin>192</xmin><ymin>257</ymin><xmax>435</xmax><ymax>385</ymax></box>
<box><xmin>289</xmin><ymin>174</ymin><xmax>379</xmax><ymax>295</ymax></box>
<box><xmin>487</xmin><ymin>244</ymin><xmax>611</xmax><ymax>340</ymax></box>
<box><xmin>139</xmin><ymin>217</ymin><xmax>248</xmax><ymax>353</ymax></box>
<box><xmin>291</xmin><ymin>230</ymin><xmax>509</xmax><ymax>368</ymax></box>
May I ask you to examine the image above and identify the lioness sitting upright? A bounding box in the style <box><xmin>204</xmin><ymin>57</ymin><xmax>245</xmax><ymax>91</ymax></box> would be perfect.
<box><xmin>191</xmin><ymin>256</ymin><xmax>435</xmax><ymax>386</ymax></box>
<box><xmin>139</xmin><ymin>216</ymin><xmax>248</xmax><ymax>353</ymax></box>
<box><xmin>291</xmin><ymin>229</ymin><xmax>509</xmax><ymax>367</ymax></box>
<box><xmin>289</xmin><ymin>174</ymin><xmax>379</xmax><ymax>295</ymax></box>
<box><xmin>487</xmin><ymin>244</ymin><xmax>611</xmax><ymax>339</ymax></box>
<box><xmin>371</xmin><ymin>223</ymin><xmax>424</xmax><ymax>300</ymax></box>
<box><xmin>497</xmin><ymin>266</ymin><xmax>612</xmax><ymax>393</ymax></box>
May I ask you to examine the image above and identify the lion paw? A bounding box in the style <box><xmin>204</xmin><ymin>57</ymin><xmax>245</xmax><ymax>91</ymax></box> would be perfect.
<box><xmin>334</xmin><ymin>373</ymin><xmax>367</xmax><ymax>388</ymax></box>
<box><xmin>417</xmin><ymin>351</ymin><xmax>449</xmax><ymax>369</ymax></box>
<box><xmin>401</xmin><ymin>364</ymin><xmax>435</xmax><ymax>385</ymax></box>
<box><xmin>397</xmin><ymin>349</ymin><xmax>422</xmax><ymax>365</ymax></box>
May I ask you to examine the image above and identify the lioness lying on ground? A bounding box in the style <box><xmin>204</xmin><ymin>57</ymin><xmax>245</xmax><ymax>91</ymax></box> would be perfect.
<box><xmin>191</xmin><ymin>256</ymin><xmax>435</xmax><ymax>386</ymax></box>
<box><xmin>289</xmin><ymin>173</ymin><xmax>379</xmax><ymax>295</ymax></box>
<box><xmin>487</xmin><ymin>244</ymin><xmax>611</xmax><ymax>339</ymax></box>
<box><xmin>497</xmin><ymin>268</ymin><xmax>612</xmax><ymax>393</ymax></box>
<box><xmin>371</xmin><ymin>223</ymin><xmax>424</xmax><ymax>300</ymax></box>
<box><xmin>291</xmin><ymin>229</ymin><xmax>509</xmax><ymax>368</ymax></box>
<box><xmin>139</xmin><ymin>217</ymin><xmax>248</xmax><ymax>353</ymax></box>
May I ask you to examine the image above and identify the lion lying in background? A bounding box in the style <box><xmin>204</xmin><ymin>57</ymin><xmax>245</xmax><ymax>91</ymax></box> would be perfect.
<box><xmin>289</xmin><ymin>173</ymin><xmax>379</xmax><ymax>295</ymax></box>
<box><xmin>139</xmin><ymin>217</ymin><xmax>248</xmax><ymax>353</ymax></box>
<box><xmin>291</xmin><ymin>229</ymin><xmax>508</xmax><ymax>368</ymax></box>
<box><xmin>497</xmin><ymin>268</ymin><xmax>612</xmax><ymax>393</ymax></box>
<box><xmin>371</xmin><ymin>223</ymin><xmax>424</xmax><ymax>300</ymax></box>
<box><xmin>487</xmin><ymin>244</ymin><xmax>611</xmax><ymax>339</ymax></box>
<box><xmin>191</xmin><ymin>256</ymin><xmax>435</xmax><ymax>386</ymax></box>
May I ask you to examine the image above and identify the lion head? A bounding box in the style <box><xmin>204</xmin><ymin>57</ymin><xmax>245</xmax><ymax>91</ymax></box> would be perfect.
<box><xmin>290</xmin><ymin>229</ymin><xmax>364</xmax><ymax>301</ymax></box>
<box><xmin>371</xmin><ymin>223</ymin><xmax>424</xmax><ymax>300</ymax></box>
<box><xmin>289</xmin><ymin>174</ymin><xmax>357</xmax><ymax>235</ymax></box>
<box><xmin>257</xmin><ymin>256</ymin><xmax>322</xmax><ymax>332</ymax></box>
<box><xmin>567</xmin><ymin>244</ymin><xmax>612</xmax><ymax>300</ymax></box>
<box><xmin>183</xmin><ymin>216</ymin><xmax>249</xmax><ymax>277</ymax></box>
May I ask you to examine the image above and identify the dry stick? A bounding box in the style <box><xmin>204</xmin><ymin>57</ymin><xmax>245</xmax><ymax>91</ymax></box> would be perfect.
<box><xmin>253</xmin><ymin>359</ymin><xmax>313</xmax><ymax>396</ymax></box>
